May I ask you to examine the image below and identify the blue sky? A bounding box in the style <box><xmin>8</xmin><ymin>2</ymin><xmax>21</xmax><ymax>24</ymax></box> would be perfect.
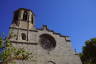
<box><xmin>0</xmin><ymin>0</ymin><xmax>96</xmax><ymax>52</ymax></box>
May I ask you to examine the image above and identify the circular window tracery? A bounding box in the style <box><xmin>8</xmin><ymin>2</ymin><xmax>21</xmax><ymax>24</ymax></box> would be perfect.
<box><xmin>39</xmin><ymin>34</ymin><xmax>56</xmax><ymax>51</ymax></box>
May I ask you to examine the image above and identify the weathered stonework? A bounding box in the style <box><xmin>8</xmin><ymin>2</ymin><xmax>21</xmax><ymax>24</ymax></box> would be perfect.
<box><xmin>9</xmin><ymin>8</ymin><xmax>82</xmax><ymax>64</ymax></box>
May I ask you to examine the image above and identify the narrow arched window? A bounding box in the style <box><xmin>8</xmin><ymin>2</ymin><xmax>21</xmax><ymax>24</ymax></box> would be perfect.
<box><xmin>23</xmin><ymin>11</ymin><xmax>28</xmax><ymax>21</ymax></box>
<box><xmin>13</xmin><ymin>11</ymin><xmax>19</xmax><ymax>25</ymax></box>
<box><xmin>21</xmin><ymin>33</ymin><xmax>26</xmax><ymax>40</ymax></box>
<box><xmin>31</xmin><ymin>15</ymin><xmax>34</xmax><ymax>24</ymax></box>
<box><xmin>14</xmin><ymin>12</ymin><xmax>19</xmax><ymax>21</ymax></box>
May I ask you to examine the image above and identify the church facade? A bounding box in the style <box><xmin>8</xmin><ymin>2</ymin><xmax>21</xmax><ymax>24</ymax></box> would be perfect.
<box><xmin>9</xmin><ymin>8</ymin><xmax>82</xmax><ymax>64</ymax></box>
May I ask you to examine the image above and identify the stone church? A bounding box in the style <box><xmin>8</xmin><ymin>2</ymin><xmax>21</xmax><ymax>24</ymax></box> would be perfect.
<box><xmin>9</xmin><ymin>8</ymin><xmax>82</xmax><ymax>64</ymax></box>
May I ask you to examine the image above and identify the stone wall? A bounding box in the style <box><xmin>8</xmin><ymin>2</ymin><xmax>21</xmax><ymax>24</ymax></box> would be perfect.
<box><xmin>9</xmin><ymin>25</ymin><xmax>82</xmax><ymax>64</ymax></box>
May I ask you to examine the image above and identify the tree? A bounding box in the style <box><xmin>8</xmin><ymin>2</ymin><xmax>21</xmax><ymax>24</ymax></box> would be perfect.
<box><xmin>80</xmin><ymin>38</ymin><xmax>96</xmax><ymax>64</ymax></box>
<box><xmin>0</xmin><ymin>33</ymin><xmax>32</xmax><ymax>64</ymax></box>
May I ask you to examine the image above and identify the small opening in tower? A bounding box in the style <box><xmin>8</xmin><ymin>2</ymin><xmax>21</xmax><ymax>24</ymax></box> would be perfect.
<box><xmin>21</xmin><ymin>33</ymin><xmax>26</xmax><ymax>40</ymax></box>
<box><xmin>14</xmin><ymin>11</ymin><xmax>19</xmax><ymax>21</ymax></box>
<box><xmin>31</xmin><ymin>15</ymin><xmax>33</xmax><ymax>24</ymax></box>
<box><xmin>13</xmin><ymin>11</ymin><xmax>19</xmax><ymax>25</ymax></box>
<box><xmin>23</xmin><ymin>11</ymin><xmax>28</xmax><ymax>21</ymax></box>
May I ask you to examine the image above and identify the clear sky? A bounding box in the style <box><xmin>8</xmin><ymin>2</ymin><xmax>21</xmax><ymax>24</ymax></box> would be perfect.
<box><xmin>0</xmin><ymin>0</ymin><xmax>96</xmax><ymax>52</ymax></box>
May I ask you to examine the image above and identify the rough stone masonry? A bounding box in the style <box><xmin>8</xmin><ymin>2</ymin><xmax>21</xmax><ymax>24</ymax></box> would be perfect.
<box><xmin>9</xmin><ymin>8</ymin><xmax>82</xmax><ymax>64</ymax></box>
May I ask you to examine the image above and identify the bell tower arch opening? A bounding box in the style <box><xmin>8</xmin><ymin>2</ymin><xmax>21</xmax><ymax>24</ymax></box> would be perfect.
<box><xmin>12</xmin><ymin>8</ymin><xmax>35</xmax><ymax>29</ymax></box>
<box><xmin>23</xmin><ymin>10</ymin><xmax>28</xmax><ymax>21</ymax></box>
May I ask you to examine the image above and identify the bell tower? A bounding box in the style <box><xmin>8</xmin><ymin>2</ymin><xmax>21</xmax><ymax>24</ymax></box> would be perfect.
<box><xmin>9</xmin><ymin>8</ymin><xmax>36</xmax><ymax>41</ymax></box>
<box><xmin>11</xmin><ymin>8</ymin><xmax>35</xmax><ymax>29</ymax></box>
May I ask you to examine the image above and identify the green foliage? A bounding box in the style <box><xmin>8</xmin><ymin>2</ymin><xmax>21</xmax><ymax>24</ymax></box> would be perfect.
<box><xmin>14</xmin><ymin>48</ymin><xmax>32</xmax><ymax>60</ymax></box>
<box><xmin>0</xmin><ymin>37</ymin><xmax>3</xmax><ymax>48</ymax></box>
<box><xmin>0</xmin><ymin>33</ymin><xmax>32</xmax><ymax>64</ymax></box>
<box><xmin>80</xmin><ymin>38</ymin><xmax>96</xmax><ymax>64</ymax></box>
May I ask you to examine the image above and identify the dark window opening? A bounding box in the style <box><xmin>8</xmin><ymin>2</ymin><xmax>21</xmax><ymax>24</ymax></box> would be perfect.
<box><xmin>21</xmin><ymin>33</ymin><xmax>26</xmax><ymax>40</ymax></box>
<box><xmin>23</xmin><ymin>11</ymin><xmax>28</xmax><ymax>21</ymax></box>
<box><xmin>31</xmin><ymin>15</ymin><xmax>34</xmax><ymax>24</ymax></box>
<box><xmin>12</xmin><ymin>11</ymin><xmax>19</xmax><ymax>25</ymax></box>
<box><xmin>14</xmin><ymin>11</ymin><xmax>19</xmax><ymax>21</ymax></box>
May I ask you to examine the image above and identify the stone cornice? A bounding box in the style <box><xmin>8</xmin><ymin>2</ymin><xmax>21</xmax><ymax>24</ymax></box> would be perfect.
<box><xmin>14</xmin><ymin>8</ymin><xmax>35</xmax><ymax>16</ymax></box>
<box><xmin>9</xmin><ymin>27</ymin><xmax>38</xmax><ymax>32</ymax></box>
<box><xmin>37</xmin><ymin>25</ymin><xmax>70</xmax><ymax>37</ymax></box>
<box><xmin>11</xmin><ymin>40</ymin><xmax>38</xmax><ymax>45</ymax></box>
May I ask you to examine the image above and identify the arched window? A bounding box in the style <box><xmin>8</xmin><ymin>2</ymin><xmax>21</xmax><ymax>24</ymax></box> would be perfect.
<box><xmin>23</xmin><ymin>11</ymin><xmax>28</xmax><ymax>21</ymax></box>
<box><xmin>13</xmin><ymin>11</ymin><xmax>19</xmax><ymax>25</ymax></box>
<box><xmin>21</xmin><ymin>33</ymin><xmax>26</xmax><ymax>40</ymax></box>
<box><xmin>31</xmin><ymin>15</ymin><xmax>34</xmax><ymax>24</ymax></box>
<box><xmin>14</xmin><ymin>11</ymin><xmax>19</xmax><ymax>21</ymax></box>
